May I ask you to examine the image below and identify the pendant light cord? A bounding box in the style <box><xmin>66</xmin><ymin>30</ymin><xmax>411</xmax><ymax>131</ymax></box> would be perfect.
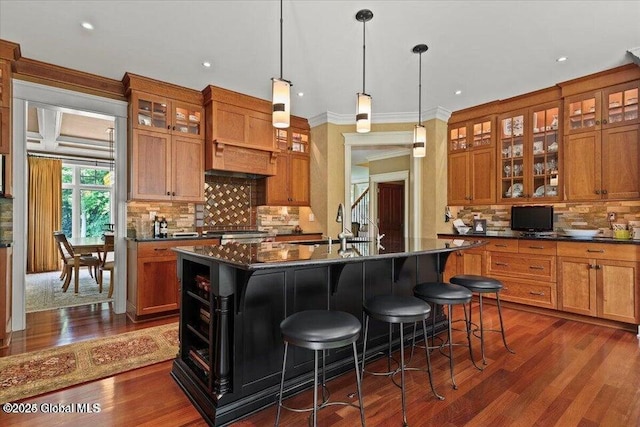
<box><xmin>279</xmin><ymin>0</ymin><xmax>283</xmax><ymax>80</ymax></box>
<box><xmin>418</xmin><ymin>51</ymin><xmax>422</xmax><ymax>125</ymax></box>
<box><xmin>362</xmin><ymin>18</ymin><xmax>366</xmax><ymax>93</ymax></box>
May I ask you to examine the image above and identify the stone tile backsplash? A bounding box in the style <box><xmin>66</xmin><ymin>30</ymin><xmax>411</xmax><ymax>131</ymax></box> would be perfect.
<box><xmin>453</xmin><ymin>200</ymin><xmax>640</xmax><ymax>233</ymax></box>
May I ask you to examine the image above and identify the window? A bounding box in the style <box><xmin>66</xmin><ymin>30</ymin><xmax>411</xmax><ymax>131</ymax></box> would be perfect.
<box><xmin>62</xmin><ymin>164</ymin><xmax>114</xmax><ymax>238</ymax></box>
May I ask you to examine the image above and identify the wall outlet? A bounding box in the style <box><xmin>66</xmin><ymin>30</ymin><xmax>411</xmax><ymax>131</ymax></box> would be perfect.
<box><xmin>149</xmin><ymin>211</ymin><xmax>157</xmax><ymax>220</ymax></box>
<box><xmin>608</xmin><ymin>212</ymin><xmax>617</xmax><ymax>222</ymax></box>
<box><xmin>309</xmin><ymin>213</ymin><xmax>315</xmax><ymax>222</ymax></box>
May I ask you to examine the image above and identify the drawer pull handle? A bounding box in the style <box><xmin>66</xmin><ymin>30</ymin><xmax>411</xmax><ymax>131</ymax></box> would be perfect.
<box><xmin>529</xmin><ymin>266</ymin><xmax>545</xmax><ymax>270</ymax></box>
<box><xmin>529</xmin><ymin>291</ymin><xmax>545</xmax><ymax>296</ymax></box>
<box><xmin>495</xmin><ymin>244</ymin><xmax>508</xmax><ymax>248</ymax></box>
<box><xmin>154</xmin><ymin>248</ymin><xmax>169</xmax><ymax>251</ymax></box>
<box><xmin>587</xmin><ymin>249</ymin><xmax>605</xmax><ymax>253</ymax></box>
<box><xmin>495</xmin><ymin>262</ymin><xmax>509</xmax><ymax>266</ymax></box>
<box><xmin>528</xmin><ymin>246</ymin><xmax>545</xmax><ymax>249</ymax></box>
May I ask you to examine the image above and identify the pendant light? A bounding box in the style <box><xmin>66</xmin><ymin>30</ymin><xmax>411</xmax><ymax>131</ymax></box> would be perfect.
<box><xmin>355</xmin><ymin>9</ymin><xmax>373</xmax><ymax>133</ymax></box>
<box><xmin>272</xmin><ymin>0</ymin><xmax>291</xmax><ymax>128</ymax></box>
<box><xmin>412</xmin><ymin>44</ymin><xmax>428</xmax><ymax>158</ymax></box>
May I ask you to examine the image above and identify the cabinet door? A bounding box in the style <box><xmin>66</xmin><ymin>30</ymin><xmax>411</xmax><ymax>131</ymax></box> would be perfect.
<box><xmin>602</xmin><ymin>81</ymin><xmax>639</xmax><ymax>129</ymax></box>
<box><xmin>470</xmin><ymin>118</ymin><xmax>494</xmax><ymax>149</ymax></box>
<box><xmin>601</xmin><ymin>124</ymin><xmax>640</xmax><ymax>200</ymax></box>
<box><xmin>565</xmin><ymin>92</ymin><xmax>600</xmax><ymax>135</ymax></box>
<box><xmin>563</xmin><ymin>130</ymin><xmax>602</xmax><ymax>201</ymax></box>
<box><xmin>597</xmin><ymin>260</ymin><xmax>639</xmax><ymax>323</ymax></box>
<box><xmin>290</xmin><ymin>153</ymin><xmax>310</xmax><ymax>205</ymax></box>
<box><xmin>0</xmin><ymin>107</ymin><xmax>9</xmax><ymax>155</ymax></box>
<box><xmin>211</xmin><ymin>102</ymin><xmax>246</xmax><ymax>145</ymax></box>
<box><xmin>530</xmin><ymin>104</ymin><xmax>561</xmax><ymax>200</ymax></box>
<box><xmin>131</xmin><ymin>92</ymin><xmax>170</xmax><ymax>133</ymax></box>
<box><xmin>265</xmin><ymin>154</ymin><xmax>290</xmax><ymax>205</ymax></box>
<box><xmin>172</xmin><ymin>101</ymin><xmax>204</xmax><ymax>138</ymax></box>
<box><xmin>498</xmin><ymin>112</ymin><xmax>526</xmax><ymax>202</ymax></box>
<box><xmin>136</xmin><ymin>256</ymin><xmax>180</xmax><ymax>315</ymax></box>
<box><xmin>130</xmin><ymin>129</ymin><xmax>171</xmax><ymax>201</ymax></box>
<box><xmin>470</xmin><ymin>147</ymin><xmax>495</xmax><ymax>204</ymax></box>
<box><xmin>447</xmin><ymin>151</ymin><xmax>469</xmax><ymax>205</ymax></box>
<box><xmin>171</xmin><ymin>135</ymin><xmax>204</xmax><ymax>202</ymax></box>
<box><xmin>448</xmin><ymin>124</ymin><xmax>468</xmax><ymax>153</ymax></box>
<box><xmin>557</xmin><ymin>256</ymin><xmax>596</xmax><ymax>317</ymax></box>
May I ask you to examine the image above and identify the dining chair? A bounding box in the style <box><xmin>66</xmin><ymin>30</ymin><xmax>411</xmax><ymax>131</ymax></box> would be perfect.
<box><xmin>98</xmin><ymin>233</ymin><xmax>115</xmax><ymax>298</ymax></box>
<box><xmin>53</xmin><ymin>231</ymin><xmax>100</xmax><ymax>292</ymax></box>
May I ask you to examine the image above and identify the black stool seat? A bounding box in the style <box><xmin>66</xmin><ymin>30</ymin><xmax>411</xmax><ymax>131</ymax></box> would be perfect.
<box><xmin>280</xmin><ymin>310</ymin><xmax>361</xmax><ymax>350</ymax></box>
<box><xmin>414</xmin><ymin>282</ymin><xmax>472</xmax><ymax>305</ymax></box>
<box><xmin>450</xmin><ymin>275</ymin><xmax>503</xmax><ymax>293</ymax></box>
<box><xmin>364</xmin><ymin>295</ymin><xmax>431</xmax><ymax>323</ymax></box>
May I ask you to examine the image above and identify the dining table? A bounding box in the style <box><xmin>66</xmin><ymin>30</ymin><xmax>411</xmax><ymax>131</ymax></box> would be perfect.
<box><xmin>67</xmin><ymin>236</ymin><xmax>106</xmax><ymax>294</ymax></box>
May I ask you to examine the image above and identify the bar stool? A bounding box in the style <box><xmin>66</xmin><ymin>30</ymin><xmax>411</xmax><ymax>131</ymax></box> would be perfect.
<box><xmin>361</xmin><ymin>295</ymin><xmax>443</xmax><ymax>426</ymax></box>
<box><xmin>413</xmin><ymin>282</ymin><xmax>479</xmax><ymax>390</ymax></box>
<box><xmin>450</xmin><ymin>274</ymin><xmax>515</xmax><ymax>365</ymax></box>
<box><xmin>275</xmin><ymin>310</ymin><xmax>365</xmax><ymax>427</ymax></box>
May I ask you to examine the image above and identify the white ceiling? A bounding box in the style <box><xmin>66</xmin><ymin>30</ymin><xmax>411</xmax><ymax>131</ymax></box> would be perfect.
<box><xmin>1</xmin><ymin>0</ymin><xmax>639</xmax><ymax>125</ymax></box>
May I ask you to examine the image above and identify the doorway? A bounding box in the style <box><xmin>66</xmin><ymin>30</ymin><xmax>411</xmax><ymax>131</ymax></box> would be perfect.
<box><xmin>12</xmin><ymin>80</ymin><xmax>128</xmax><ymax>332</ymax></box>
<box><xmin>378</xmin><ymin>181</ymin><xmax>405</xmax><ymax>251</ymax></box>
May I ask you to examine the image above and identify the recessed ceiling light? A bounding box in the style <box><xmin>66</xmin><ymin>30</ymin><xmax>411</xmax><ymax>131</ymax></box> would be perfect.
<box><xmin>556</xmin><ymin>56</ymin><xmax>568</xmax><ymax>62</ymax></box>
<box><xmin>455</xmin><ymin>90</ymin><xmax>462</xmax><ymax>95</ymax></box>
<box><xmin>81</xmin><ymin>22</ymin><xmax>94</xmax><ymax>30</ymax></box>
<box><xmin>202</xmin><ymin>61</ymin><xmax>211</xmax><ymax>68</ymax></box>
<box><xmin>297</xmin><ymin>92</ymin><xmax>304</xmax><ymax>97</ymax></box>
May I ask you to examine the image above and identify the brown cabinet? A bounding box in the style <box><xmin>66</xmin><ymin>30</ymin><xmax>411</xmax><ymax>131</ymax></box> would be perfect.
<box><xmin>497</xmin><ymin>102</ymin><xmax>562</xmax><ymax>203</ymax></box>
<box><xmin>442</xmin><ymin>240</ymin><xmax>486</xmax><ymax>282</ymax></box>
<box><xmin>557</xmin><ymin>241</ymin><xmax>640</xmax><ymax>324</ymax></box>
<box><xmin>0</xmin><ymin>246</ymin><xmax>12</xmax><ymax>348</ymax></box>
<box><xmin>0</xmin><ymin>107</ymin><xmax>9</xmax><ymax>155</ymax></box>
<box><xmin>0</xmin><ymin>59</ymin><xmax>10</xmax><ymax>109</ymax></box>
<box><xmin>125</xmin><ymin>74</ymin><xmax>205</xmax><ymax>203</ymax></box>
<box><xmin>203</xmin><ymin>85</ymin><xmax>278</xmax><ymax>176</ymax></box>
<box><xmin>564</xmin><ymin>80</ymin><xmax>640</xmax><ymax>201</ymax></box>
<box><xmin>127</xmin><ymin>238</ymin><xmax>219</xmax><ymax>321</ymax></box>
<box><xmin>261</xmin><ymin>120</ymin><xmax>310</xmax><ymax>206</ymax></box>
<box><xmin>274</xmin><ymin>233</ymin><xmax>323</xmax><ymax>242</ymax></box>
<box><xmin>447</xmin><ymin>116</ymin><xmax>496</xmax><ymax>205</ymax></box>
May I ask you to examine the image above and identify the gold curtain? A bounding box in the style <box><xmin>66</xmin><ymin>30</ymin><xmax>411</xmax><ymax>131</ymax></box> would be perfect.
<box><xmin>27</xmin><ymin>156</ymin><xmax>62</xmax><ymax>273</ymax></box>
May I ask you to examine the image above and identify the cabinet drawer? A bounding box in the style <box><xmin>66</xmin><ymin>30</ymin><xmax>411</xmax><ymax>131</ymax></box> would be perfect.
<box><xmin>557</xmin><ymin>242</ymin><xmax>639</xmax><ymax>261</ymax></box>
<box><xmin>488</xmin><ymin>253</ymin><xmax>556</xmax><ymax>281</ymax></box>
<box><xmin>518</xmin><ymin>239</ymin><xmax>557</xmax><ymax>255</ymax></box>
<box><xmin>490</xmin><ymin>276</ymin><xmax>557</xmax><ymax>309</ymax></box>
<box><xmin>483</xmin><ymin>238</ymin><xmax>518</xmax><ymax>253</ymax></box>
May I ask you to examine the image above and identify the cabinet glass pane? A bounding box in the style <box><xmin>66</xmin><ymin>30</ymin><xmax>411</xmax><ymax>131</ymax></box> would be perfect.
<box><xmin>472</xmin><ymin>120</ymin><xmax>491</xmax><ymax>147</ymax></box>
<box><xmin>531</xmin><ymin>107</ymin><xmax>559</xmax><ymax>198</ymax></box>
<box><xmin>275</xmin><ymin>129</ymin><xmax>288</xmax><ymax>151</ymax></box>
<box><xmin>291</xmin><ymin>131</ymin><xmax>307</xmax><ymax>153</ymax></box>
<box><xmin>608</xmin><ymin>88</ymin><xmax>638</xmax><ymax>123</ymax></box>
<box><xmin>450</xmin><ymin>126</ymin><xmax>467</xmax><ymax>151</ymax></box>
<box><xmin>568</xmin><ymin>98</ymin><xmax>596</xmax><ymax>130</ymax></box>
<box><xmin>500</xmin><ymin>115</ymin><xmax>524</xmax><ymax>199</ymax></box>
<box><xmin>175</xmin><ymin>107</ymin><xmax>201</xmax><ymax>135</ymax></box>
<box><xmin>137</xmin><ymin>98</ymin><xmax>167</xmax><ymax>129</ymax></box>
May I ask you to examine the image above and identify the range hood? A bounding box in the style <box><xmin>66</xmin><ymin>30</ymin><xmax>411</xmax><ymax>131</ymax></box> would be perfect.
<box><xmin>205</xmin><ymin>140</ymin><xmax>277</xmax><ymax>177</ymax></box>
<box><xmin>204</xmin><ymin>168</ymin><xmax>269</xmax><ymax>179</ymax></box>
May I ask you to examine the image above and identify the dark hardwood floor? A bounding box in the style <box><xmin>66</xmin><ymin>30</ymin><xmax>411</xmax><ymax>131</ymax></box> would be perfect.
<box><xmin>2</xmin><ymin>302</ymin><xmax>639</xmax><ymax>426</ymax></box>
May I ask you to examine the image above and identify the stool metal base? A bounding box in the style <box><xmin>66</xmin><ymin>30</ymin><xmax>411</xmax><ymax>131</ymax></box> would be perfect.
<box><xmin>275</xmin><ymin>341</ymin><xmax>365</xmax><ymax>427</ymax></box>
<box><xmin>469</xmin><ymin>293</ymin><xmax>515</xmax><ymax>365</ymax></box>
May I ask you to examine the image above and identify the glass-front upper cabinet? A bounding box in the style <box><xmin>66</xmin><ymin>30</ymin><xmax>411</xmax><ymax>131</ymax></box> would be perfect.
<box><xmin>448</xmin><ymin>117</ymin><xmax>493</xmax><ymax>153</ymax></box>
<box><xmin>530</xmin><ymin>104</ymin><xmax>560</xmax><ymax>200</ymax></box>
<box><xmin>173</xmin><ymin>102</ymin><xmax>203</xmax><ymax>138</ymax></box>
<box><xmin>603</xmin><ymin>81</ymin><xmax>638</xmax><ymax>127</ymax></box>
<box><xmin>132</xmin><ymin>92</ymin><xmax>169</xmax><ymax>132</ymax></box>
<box><xmin>498</xmin><ymin>112</ymin><xmax>526</xmax><ymax>201</ymax></box>
<box><xmin>565</xmin><ymin>80</ymin><xmax>639</xmax><ymax>134</ymax></box>
<box><xmin>290</xmin><ymin>129</ymin><xmax>308</xmax><ymax>153</ymax></box>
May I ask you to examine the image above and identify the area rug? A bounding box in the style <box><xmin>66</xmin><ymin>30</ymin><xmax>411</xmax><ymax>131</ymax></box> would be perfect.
<box><xmin>0</xmin><ymin>323</ymin><xmax>178</xmax><ymax>403</ymax></box>
<box><xmin>25</xmin><ymin>270</ymin><xmax>113</xmax><ymax>312</ymax></box>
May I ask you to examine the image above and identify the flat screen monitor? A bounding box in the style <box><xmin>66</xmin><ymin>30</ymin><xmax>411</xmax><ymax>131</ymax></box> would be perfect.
<box><xmin>510</xmin><ymin>205</ymin><xmax>554</xmax><ymax>234</ymax></box>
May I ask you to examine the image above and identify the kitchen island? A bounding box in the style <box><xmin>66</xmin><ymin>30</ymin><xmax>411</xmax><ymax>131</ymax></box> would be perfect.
<box><xmin>171</xmin><ymin>238</ymin><xmax>485</xmax><ymax>426</ymax></box>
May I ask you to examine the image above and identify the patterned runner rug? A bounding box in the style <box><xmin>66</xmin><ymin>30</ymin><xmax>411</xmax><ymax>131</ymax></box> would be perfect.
<box><xmin>25</xmin><ymin>270</ymin><xmax>112</xmax><ymax>312</ymax></box>
<box><xmin>0</xmin><ymin>323</ymin><xmax>178</xmax><ymax>404</ymax></box>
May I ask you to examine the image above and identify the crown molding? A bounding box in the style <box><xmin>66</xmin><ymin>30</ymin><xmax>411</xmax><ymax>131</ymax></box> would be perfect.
<box><xmin>309</xmin><ymin>106</ymin><xmax>452</xmax><ymax>128</ymax></box>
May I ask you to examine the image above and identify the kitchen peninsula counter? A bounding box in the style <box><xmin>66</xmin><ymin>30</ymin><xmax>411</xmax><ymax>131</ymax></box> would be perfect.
<box><xmin>171</xmin><ymin>238</ymin><xmax>484</xmax><ymax>426</ymax></box>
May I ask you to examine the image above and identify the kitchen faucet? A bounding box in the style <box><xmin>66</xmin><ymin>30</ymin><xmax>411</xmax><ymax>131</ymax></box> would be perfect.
<box><xmin>367</xmin><ymin>217</ymin><xmax>385</xmax><ymax>250</ymax></box>
<box><xmin>335</xmin><ymin>203</ymin><xmax>353</xmax><ymax>250</ymax></box>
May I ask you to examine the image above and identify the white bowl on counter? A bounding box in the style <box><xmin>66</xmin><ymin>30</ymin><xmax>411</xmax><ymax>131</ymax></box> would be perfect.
<box><xmin>564</xmin><ymin>229</ymin><xmax>601</xmax><ymax>238</ymax></box>
<box><xmin>456</xmin><ymin>226</ymin><xmax>471</xmax><ymax>235</ymax></box>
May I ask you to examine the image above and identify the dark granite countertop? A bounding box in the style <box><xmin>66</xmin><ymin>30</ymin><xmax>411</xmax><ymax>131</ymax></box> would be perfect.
<box><xmin>0</xmin><ymin>241</ymin><xmax>12</xmax><ymax>248</ymax></box>
<box><xmin>173</xmin><ymin>238</ymin><xmax>485</xmax><ymax>270</ymax></box>
<box><xmin>438</xmin><ymin>232</ymin><xmax>640</xmax><ymax>245</ymax></box>
<box><xmin>128</xmin><ymin>235</ymin><xmax>220</xmax><ymax>243</ymax></box>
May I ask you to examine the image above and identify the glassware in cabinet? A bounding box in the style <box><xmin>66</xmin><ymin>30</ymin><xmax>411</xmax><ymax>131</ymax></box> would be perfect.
<box><xmin>567</xmin><ymin>96</ymin><xmax>597</xmax><ymax>131</ymax></box>
<box><xmin>499</xmin><ymin>114</ymin><xmax>525</xmax><ymax>199</ymax></box>
<box><xmin>531</xmin><ymin>106</ymin><xmax>560</xmax><ymax>198</ymax></box>
<box><xmin>605</xmin><ymin>85</ymin><xmax>638</xmax><ymax>125</ymax></box>
<box><xmin>472</xmin><ymin>120</ymin><xmax>492</xmax><ymax>148</ymax></box>
<box><xmin>134</xmin><ymin>95</ymin><xmax>168</xmax><ymax>130</ymax></box>
<box><xmin>174</xmin><ymin>106</ymin><xmax>202</xmax><ymax>136</ymax></box>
